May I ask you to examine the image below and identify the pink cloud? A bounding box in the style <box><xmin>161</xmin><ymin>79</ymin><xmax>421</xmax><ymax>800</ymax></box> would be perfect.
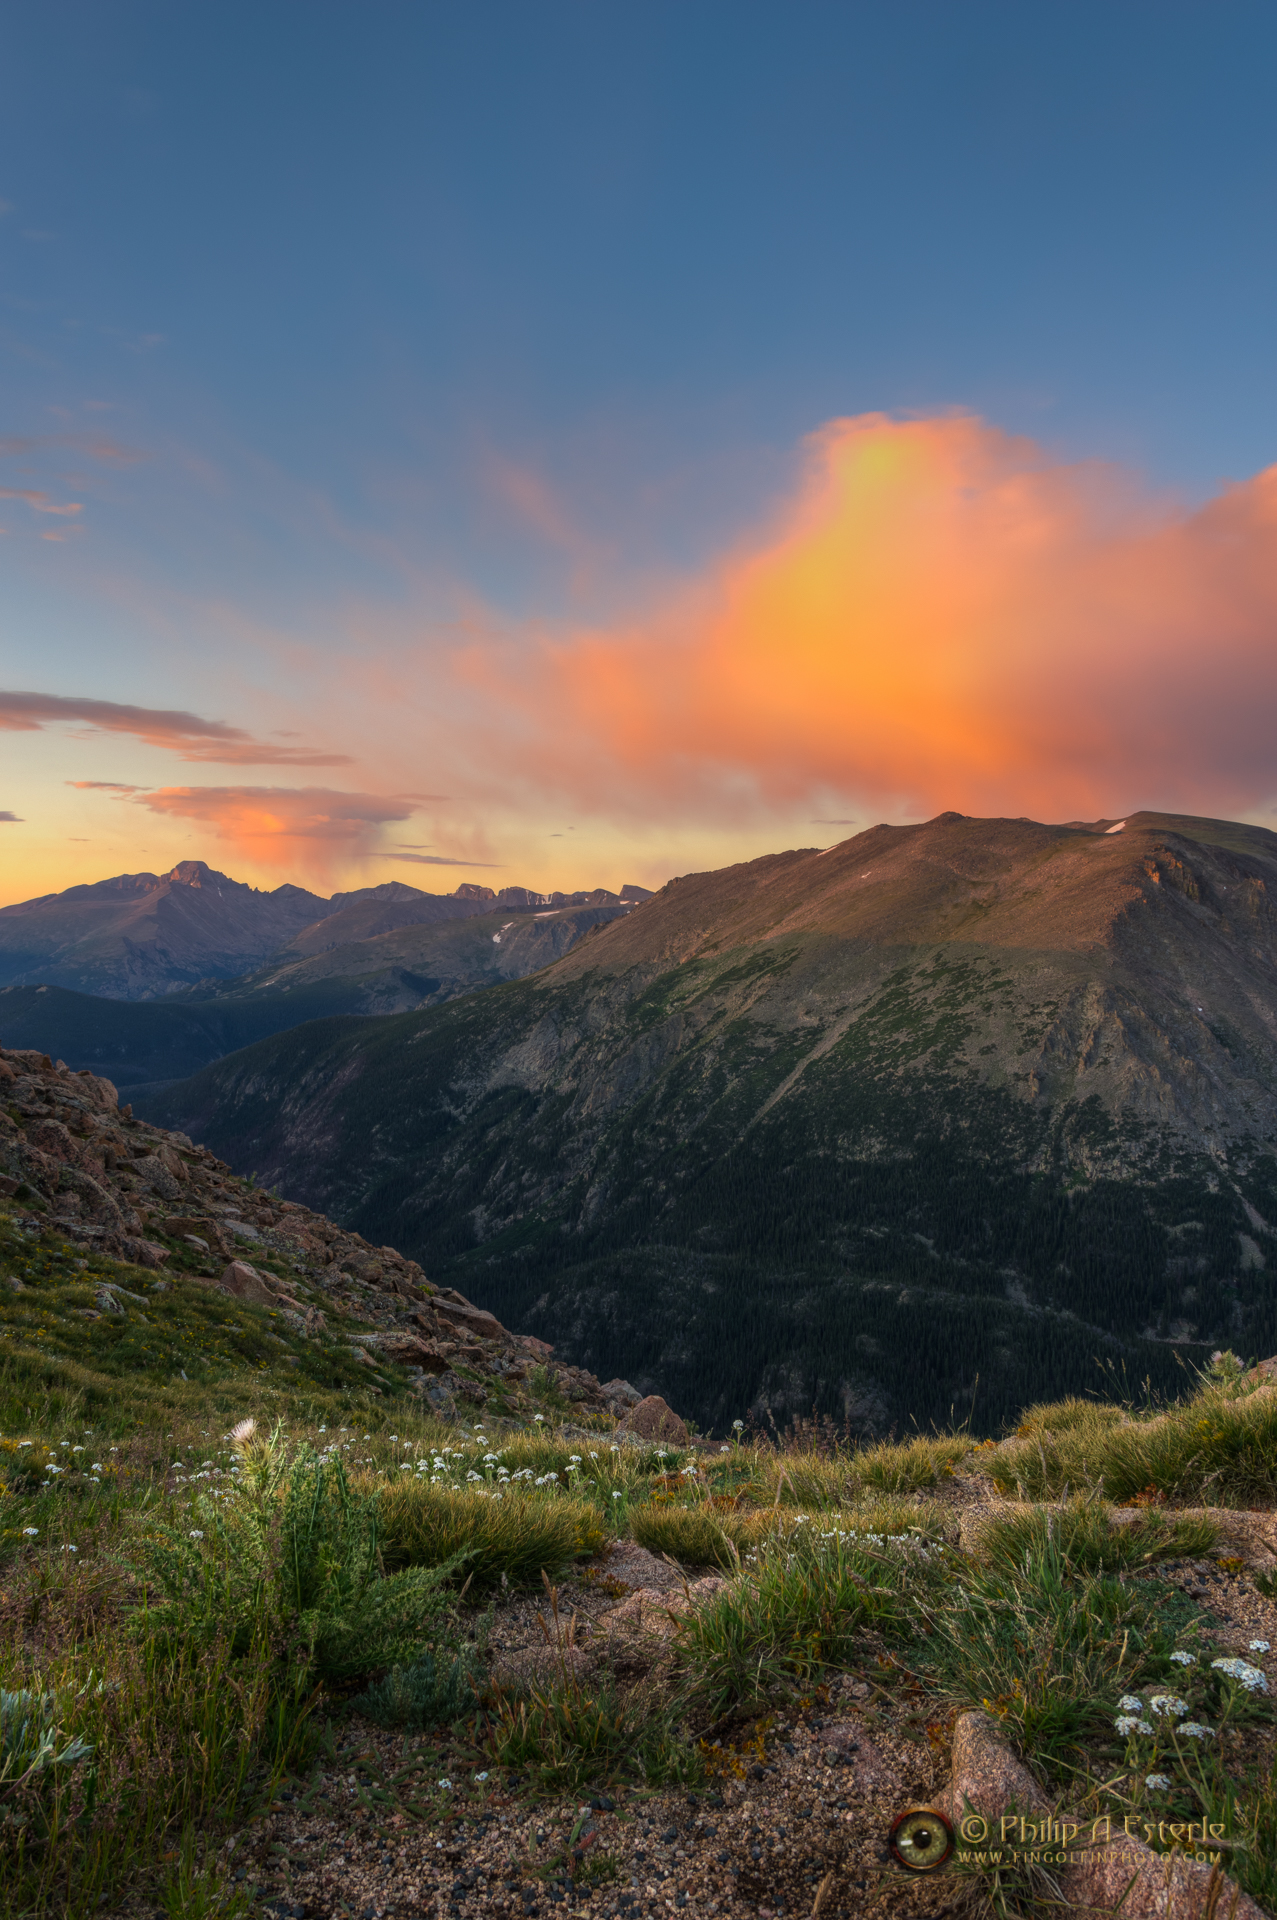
<box><xmin>133</xmin><ymin>785</ymin><xmax>421</xmax><ymax>871</ymax></box>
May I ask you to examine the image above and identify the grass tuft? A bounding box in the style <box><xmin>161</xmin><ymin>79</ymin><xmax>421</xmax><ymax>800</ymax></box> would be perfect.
<box><xmin>376</xmin><ymin>1479</ymin><xmax>604</xmax><ymax>1590</ymax></box>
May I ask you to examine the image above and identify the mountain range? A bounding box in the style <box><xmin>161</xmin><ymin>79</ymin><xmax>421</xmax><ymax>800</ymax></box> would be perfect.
<box><xmin>0</xmin><ymin>860</ymin><xmax>654</xmax><ymax>1000</ymax></box>
<box><xmin>144</xmin><ymin>810</ymin><xmax>1277</xmax><ymax>1436</ymax></box>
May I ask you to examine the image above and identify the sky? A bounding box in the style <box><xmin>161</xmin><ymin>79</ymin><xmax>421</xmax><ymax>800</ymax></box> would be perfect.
<box><xmin>3</xmin><ymin>1</ymin><xmax>1277</xmax><ymax>906</ymax></box>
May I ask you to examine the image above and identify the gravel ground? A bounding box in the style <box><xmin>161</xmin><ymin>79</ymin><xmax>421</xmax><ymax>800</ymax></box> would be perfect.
<box><xmin>217</xmin><ymin>1676</ymin><xmax>955</xmax><ymax>1920</ymax></box>
<box><xmin>113</xmin><ymin>1513</ymin><xmax>1277</xmax><ymax>1920</ymax></box>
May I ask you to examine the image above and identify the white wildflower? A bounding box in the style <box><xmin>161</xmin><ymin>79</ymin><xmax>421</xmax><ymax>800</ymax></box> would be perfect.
<box><xmin>1145</xmin><ymin>1774</ymin><xmax>1171</xmax><ymax>1791</ymax></box>
<box><xmin>189</xmin><ymin>1529</ymin><xmax>205</xmax><ymax>1540</ymax></box>
<box><xmin>1179</xmin><ymin>1723</ymin><xmax>1214</xmax><ymax>1739</ymax></box>
<box><xmin>437</xmin><ymin>1778</ymin><xmax>452</xmax><ymax>1790</ymax></box>
<box><xmin>1249</xmin><ymin>1640</ymin><xmax>1270</xmax><ymax>1653</ymax></box>
<box><xmin>1118</xmin><ymin>1695</ymin><xmax>1144</xmax><ymax>1712</ymax></box>
<box><xmin>1211</xmin><ymin>1658</ymin><xmax>1267</xmax><ymax>1692</ymax></box>
<box><xmin>1168</xmin><ymin>1651</ymin><xmax>1194</xmax><ymax>1666</ymax></box>
<box><xmin>22</xmin><ymin>1527</ymin><xmax>38</xmax><ymax>1536</ymax></box>
<box><xmin>230</xmin><ymin>1418</ymin><xmax>257</xmax><ymax>1446</ymax></box>
<box><xmin>1149</xmin><ymin>1695</ymin><xmax>1189</xmax><ymax>1718</ymax></box>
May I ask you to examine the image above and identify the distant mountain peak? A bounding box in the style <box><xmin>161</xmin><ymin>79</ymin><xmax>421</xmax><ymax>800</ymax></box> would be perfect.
<box><xmin>164</xmin><ymin>860</ymin><xmax>244</xmax><ymax>891</ymax></box>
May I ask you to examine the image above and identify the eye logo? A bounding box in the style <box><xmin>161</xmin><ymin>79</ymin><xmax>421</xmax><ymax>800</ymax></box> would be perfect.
<box><xmin>887</xmin><ymin>1806</ymin><xmax>954</xmax><ymax>1871</ymax></box>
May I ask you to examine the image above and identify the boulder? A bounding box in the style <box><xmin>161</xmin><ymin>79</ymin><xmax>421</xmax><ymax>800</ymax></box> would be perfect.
<box><xmin>614</xmin><ymin>1395</ymin><xmax>689</xmax><ymax>1445</ymax></box>
<box><xmin>215</xmin><ymin>1260</ymin><xmax>281</xmax><ymax>1308</ymax></box>
<box><xmin>931</xmin><ymin>1709</ymin><xmax>1048</xmax><ymax>1828</ymax></box>
<box><xmin>120</xmin><ymin>1238</ymin><xmax>170</xmax><ymax>1269</ymax></box>
<box><xmin>377</xmin><ymin>1331</ymin><xmax>451</xmax><ymax>1373</ymax></box>
<box><xmin>601</xmin><ymin>1378</ymin><xmax>642</xmax><ymax>1408</ymax></box>
<box><xmin>432</xmin><ymin>1296</ymin><xmax>507</xmax><ymax>1341</ymax></box>
<box><xmin>131</xmin><ymin>1155</ymin><xmax>185</xmax><ymax>1203</ymax></box>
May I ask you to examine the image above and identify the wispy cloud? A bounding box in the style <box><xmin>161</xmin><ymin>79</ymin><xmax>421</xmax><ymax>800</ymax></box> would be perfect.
<box><xmin>0</xmin><ymin>487</ymin><xmax>82</xmax><ymax>516</ymax></box>
<box><xmin>67</xmin><ymin>779</ymin><xmax>146</xmax><ymax>793</ymax></box>
<box><xmin>2</xmin><ymin>690</ymin><xmax>351</xmax><ymax>766</ymax></box>
<box><xmin>0</xmin><ymin>810</ymin><xmax>23</xmax><ymax>823</ymax></box>
<box><xmin>388</xmin><ymin>851</ymin><xmax>503</xmax><ymax>867</ymax></box>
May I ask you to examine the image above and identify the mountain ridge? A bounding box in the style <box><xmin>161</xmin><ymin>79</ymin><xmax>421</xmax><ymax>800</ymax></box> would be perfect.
<box><xmin>148</xmin><ymin>811</ymin><xmax>1277</xmax><ymax>1433</ymax></box>
<box><xmin>0</xmin><ymin>858</ymin><xmax>657</xmax><ymax>1000</ymax></box>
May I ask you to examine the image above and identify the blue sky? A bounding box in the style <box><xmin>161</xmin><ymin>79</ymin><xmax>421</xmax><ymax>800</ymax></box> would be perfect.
<box><xmin>3</xmin><ymin>2</ymin><xmax>1277</xmax><ymax>900</ymax></box>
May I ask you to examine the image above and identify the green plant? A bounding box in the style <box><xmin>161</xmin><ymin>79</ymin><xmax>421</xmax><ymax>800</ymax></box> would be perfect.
<box><xmin>979</xmin><ymin>1374</ymin><xmax>1277</xmax><ymax>1505</ymax></box>
<box><xmin>630</xmin><ymin>1504</ymin><xmax>753</xmax><ymax>1567</ymax></box>
<box><xmin>350</xmin><ymin>1646</ymin><xmax>484</xmax><ymax>1730</ymax></box>
<box><xmin>673</xmin><ymin>1526</ymin><xmax>930</xmax><ymax>1716</ymax></box>
<box><xmin>377</xmin><ymin>1479</ymin><xmax>601</xmax><ymax>1590</ymax></box>
<box><xmin>974</xmin><ymin>1499</ymin><xmax>1219</xmax><ymax>1573</ymax></box>
<box><xmin>915</xmin><ymin>1529</ymin><xmax>1213</xmax><ymax>1785</ymax></box>
<box><xmin>157</xmin><ymin>1827</ymin><xmax>251</xmax><ymax>1920</ymax></box>
<box><xmin>0</xmin><ymin>1686</ymin><xmax>94</xmax><ymax>1794</ymax></box>
<box><xmin>133</xmin><ymin>1423</ymin><xmax>463</xmax><ymax>1683</ymax></box>
<box><xmin>489</xmin><ymin>1680</ymin><xmax>702</xmax><ymax>1790</ymax></box>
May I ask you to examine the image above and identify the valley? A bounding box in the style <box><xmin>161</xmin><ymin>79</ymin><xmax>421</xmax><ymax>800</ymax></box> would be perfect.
<box><xmin>142</xmin><ymin>811</ymin><xmax>1277</xmax><ymax>1437</ymax></box>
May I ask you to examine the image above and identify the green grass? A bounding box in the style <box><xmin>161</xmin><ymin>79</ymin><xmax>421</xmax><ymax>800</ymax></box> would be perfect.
<box><xmin>979</xmin><ymin>1370</ymin><xmax>1277</xmax><ymax>1505</ymax></box>
<box><xmin>2</xmin><ymin>1194</ymin><xmax>1275</xmax><ymax>1917</ymax></box>
<box><xmin>672</xmin><ymin>1522</ymin><xmax>939</xmax><ymax>1716</ymax></box>
<box><xmin>974</xmin><ymin>1498</ymin><xmax>1220</xmax><ymax>1573</ymax></box>
<box><xmin>631</xmin><ymin>1496</ymin><xmax>951</xmax><ymax>1568</ymax></box>
<box><xmin>769</xmin><ymin>1433</ymin><xmax>971</xmax><ymax>1507</ymax></box>
<box><xmin>487</xmin><ymin>1678</ymin><xmax>704</xmax><ymax>1791</ymax></box>
<box><xmin>376</xmin><ymin>1479</ymin><xmax>606</xmax><ymax>1590</ymax></box>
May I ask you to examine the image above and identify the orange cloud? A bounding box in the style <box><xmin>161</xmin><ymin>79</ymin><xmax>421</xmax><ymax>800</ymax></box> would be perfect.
<box><xmin>463</xmin><ymin>414</ymin><xmax>1277</xmax><ymax>823</ymax></box>
<box><xmin>1</xmin><ymin>691</ymin><xmax>351</xmax><ymax>766</ymax></box>
<box><xmin>133</xmin><ymin>785</ymin><xmax>419</xmax><ymax>871</ymax></box>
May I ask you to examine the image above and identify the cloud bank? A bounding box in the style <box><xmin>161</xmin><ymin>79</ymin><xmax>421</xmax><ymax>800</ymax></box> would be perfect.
<box><xmin>465</xmin><ymin>414</ymin><xmax>1277</xmax><ymax>825</ymax></box>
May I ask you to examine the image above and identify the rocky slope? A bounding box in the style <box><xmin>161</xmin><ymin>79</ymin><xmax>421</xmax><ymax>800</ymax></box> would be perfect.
<box><xmin>0</xmin><ymin>1040</ymin><xmax>639</xmax><ymax>1422</ymax></box>
<box><xmin>148</xmin><ymin>811</ymin><xmax>1277</xmax><ymax>1435</ymax></box>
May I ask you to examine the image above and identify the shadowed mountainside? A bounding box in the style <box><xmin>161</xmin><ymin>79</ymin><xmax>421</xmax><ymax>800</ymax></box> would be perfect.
<box><xmin>0</xmin><ymin>903</ymin><xmax>634</xmax><ymax>1089</ymax></box>
<box><xmin>150</xmin><ymin>812</ymin><xmax>1277</xmax><ymax>1435</ymax></box>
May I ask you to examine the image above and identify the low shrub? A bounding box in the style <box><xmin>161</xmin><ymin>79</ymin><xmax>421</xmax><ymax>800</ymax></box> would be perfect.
<box><xmin>377</xmin><ymin>1480</ymin><xmax>604</xmax><ymax>1590</ymax></box>
<box><xmin>349</xmin><ymin>1645</ymin><xmax>484</xmax><ymax>1730</ymax></box>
